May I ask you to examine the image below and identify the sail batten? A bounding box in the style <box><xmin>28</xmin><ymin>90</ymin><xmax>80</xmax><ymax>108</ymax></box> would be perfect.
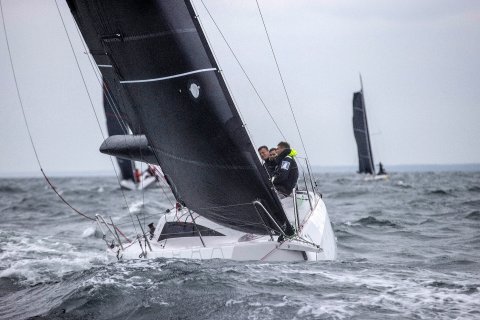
<box><xmin>67</xmin><ymin>0</ymin><xmax>289</xmax><ymax>234</ymax></box>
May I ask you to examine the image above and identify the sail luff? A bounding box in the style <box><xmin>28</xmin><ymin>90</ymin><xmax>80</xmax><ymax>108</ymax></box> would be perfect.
<box><xmin>360</xmin><ymin>83</ymin><xmax>376</xmax><ymax>174</ymax></box>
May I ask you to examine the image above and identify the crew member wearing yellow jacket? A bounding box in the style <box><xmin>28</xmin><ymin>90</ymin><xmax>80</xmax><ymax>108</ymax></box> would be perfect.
<box><xmin>272</xmin><ymin>141</ymin><xmax>299</xmax><ymax>196</ymax></box>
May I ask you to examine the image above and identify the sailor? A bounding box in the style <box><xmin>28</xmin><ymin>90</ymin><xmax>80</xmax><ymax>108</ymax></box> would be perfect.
<box><xmin>146</xmin><ymin>164</ymin><xmax>160</xmax><ymax>181</ymax></box>
<box><xmin>147</xmin><ymin>223</ymin><xmax>156</xmax><ymax>240</ymax></box>
<box><xmin>269</xmin><ymin>147</ymin><xmax>277</xmax><ymax>159</ymax></box>
<box><xmin>258</xmin><ymin>145</ymin><xmax>276</xmax><ymax>176</ymax></box>
<box><xmin>378</xmin><ymin>162</ymin><xmax>387</xmax><ymax>175</ymax></box>
<box><xmin>272</xmin><ymin>141</ymin><xmax>299</xmax><ymax>197</ymax></box>
<box><xmin>134</xmin><ymin>168</ymin><xmax>142</xmax><ymax>183</ymax></box>
<box><xmin>146</xmin><ymin>165</ymin><xmax>156</xmax><ymax>177</ymax></box>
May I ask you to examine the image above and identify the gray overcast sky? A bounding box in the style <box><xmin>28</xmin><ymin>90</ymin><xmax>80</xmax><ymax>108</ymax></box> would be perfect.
<box><xmin>1</xmin><ymin>0</ymin><xmax>479</xmax><ymax>176</ymax></box>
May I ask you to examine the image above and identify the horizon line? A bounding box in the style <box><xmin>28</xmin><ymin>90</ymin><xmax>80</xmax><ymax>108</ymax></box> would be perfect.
<box><xmin>0</xmin><ymin>163</ymin><xmax>479</xmax><ymax>178</ymax></box>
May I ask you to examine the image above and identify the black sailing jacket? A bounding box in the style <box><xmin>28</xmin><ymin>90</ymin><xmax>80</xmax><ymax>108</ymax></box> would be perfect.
<box><xmin>263</xmin><ymin>159</ymin><xmax>277</xmax><ymax>177</ymax></box>
<box><xmin>272</xmin><ymin>148</ymin><xmax>299</xmax><ymax>196</ymax></box>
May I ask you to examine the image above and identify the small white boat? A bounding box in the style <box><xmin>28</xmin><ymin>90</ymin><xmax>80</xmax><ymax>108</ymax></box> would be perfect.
<box><xmin>119</xmin><ymin>171</ymin><xmax>159</xmax><ymax>191</ymax></box>
<box><xmin>363</xmin><ymin>174</ymin><xmax>389</xmax><ymax>181</ymax></box>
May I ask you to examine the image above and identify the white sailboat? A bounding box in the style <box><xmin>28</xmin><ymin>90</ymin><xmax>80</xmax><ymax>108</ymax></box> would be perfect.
<box><xmin>64</xmin><ymin>0</ymin><xmax>337</xmax><ymax>261</ymax></box>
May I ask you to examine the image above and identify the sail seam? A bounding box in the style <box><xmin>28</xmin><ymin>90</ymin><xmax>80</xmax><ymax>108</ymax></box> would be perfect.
<box><xmin>102</xmin><ymin>28</ymin><xmax>196</xmax><ymax>42</ymax></box>
<box><xmin>150</xmin><ymin>146</ymin><xmax>254</xmax><ymax>170</ymax></box>
<box><xmin>120</xmin><ymin>68</ymin><xmax>217</xmax><ymax>84</ymax></box>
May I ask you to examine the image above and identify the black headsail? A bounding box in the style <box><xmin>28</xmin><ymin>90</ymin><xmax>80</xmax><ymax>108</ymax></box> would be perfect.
<box><xmin>102</xmin><ymin>82</ymin><xmax>135</xmax><ymax>182</ymax></box>
<box><xmin>66</xmin><ymin>0</ymin><xmax>290</xmax><ymax>234</ymax></box>
<box><xmin>352</xmin><ymin>76</ymin><xmax>375</xmax><ymax>174</ymax></box>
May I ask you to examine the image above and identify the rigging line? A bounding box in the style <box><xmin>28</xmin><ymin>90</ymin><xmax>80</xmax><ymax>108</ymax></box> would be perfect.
<box><xmin>1</xmin><ymin>1</ymin><xmax>93</xmax><ymax>225</ymax></box>
<box><xmin>53</xmin><ymin>0</ymin><xmax>138</xmax><ymax>234</ymax></box>
<box><xmin>1</xmin><ymin>6</ymin><xmax>130</xmax><ymax>242</ymax></box>
<box><xmin>254</xmin><ymin>0</ymin><xmax>309</xmax><ymax>158</ymax></box>
<box><xmin>0</xmin><ymin>2</ymin><xmax>132</xmax><ymax>243</ymax></box>
<box><xmin>157</xmin><ymin>175</ymin><xmax>175</xmax><ymax>208</ymax></box>
<box><xmin>102</xmin><ymin>81</ymin><xmax>129</xmax><ymax>135</ymax></box>
<box><xmin>0</xmin><ymin>0</ymin><xmax>40</xmax><ymax>166</ymax></box>
<box><xmin>190</xmin><ymin>0</ymin><xmax>257</xmax><ymax>148</ymax></box>
<box><xmin>138</xmin><ymin>134</ymin><xmax>146</xmax><ymax>231</ymax></box>
<box><xmin>41</xmin><ymin>170</ymin><xmax>131</xmax><ymax>242</ymax></box>
<box><xmin>71</xmin><ymin>18</ymin><xmax>130</xmax><ymax>135</ymax></box>
<box><xmin>199</xmin><ymin>0</ymin><xmax>286</xmax><ymax>141</ymax></box>
<box><xmin>113</xmin><ymin>208</ymin><xmax>175</xmax><ymax>227</ymax></box>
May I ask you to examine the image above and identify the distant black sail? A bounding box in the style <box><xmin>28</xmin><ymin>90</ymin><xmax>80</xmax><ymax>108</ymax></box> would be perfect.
<box><xmin>102</xmin><ymin>82</ymin><xmax>135</xmax><ymax>182</ymax></box>
<box><xmin>66</xmin><ymin>0</ymin><xmax>289</xmax><ymax>234</ymax></box>
<box><xmin>352</xmin><ymin>90</ymin><xmax>375</xmax><ymax>174</ymax></box>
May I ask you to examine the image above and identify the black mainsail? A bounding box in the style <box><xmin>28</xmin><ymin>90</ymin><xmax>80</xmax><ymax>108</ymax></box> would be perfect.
<box><xmin>352</xmin><ymin>76</ymin><xmax>375</xmax><ymax>174</ymax></box>
<box><xmin>66</xmin><ymin>0</ymin><xmax>290</xmax><ymax>234</ymax></box>
<box><xmin>102</xmin><ymin>84</ymin><xmax>135</xmax><ymax>182</ymax></box>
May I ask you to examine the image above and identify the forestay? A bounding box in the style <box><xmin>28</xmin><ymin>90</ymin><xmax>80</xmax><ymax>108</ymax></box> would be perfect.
<box><xmin>66</xmin><ymin>0</ymin><xmax>290</xmax><ymax>234</ymax></box>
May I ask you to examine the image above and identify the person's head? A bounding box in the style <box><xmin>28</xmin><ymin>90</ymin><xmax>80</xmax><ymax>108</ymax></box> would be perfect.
<box><xmin>257</xmin><ymin>145</ymin><xmax>269</xmax><ymax>160</ymax></box>
<box><xmin>269</xmin><ymin>148</ymin><xmax>277</xmax><ymax>158</ymax></box>
<box><xmin>276</xmin><ymin>141</ymin><xmax>291</xmax><ymax>154</ymax></box>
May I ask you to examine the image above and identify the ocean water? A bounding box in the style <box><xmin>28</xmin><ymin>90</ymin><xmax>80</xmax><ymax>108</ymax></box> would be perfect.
<box><xmin>0</xmin><ymin>171</ymin><xmax>479</xmax><ymax>319</ymax></box>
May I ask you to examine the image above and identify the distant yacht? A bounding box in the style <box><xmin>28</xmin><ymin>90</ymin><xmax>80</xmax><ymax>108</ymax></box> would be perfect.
<box><xmin>103</xmin><ymin>83</ymin><xmax>159</xmax><ymax>190</ymax></box>
<box><xmin>352</xmin><ymin>75</ymin><xmax>388</xmax><ymax>180</ymax></box>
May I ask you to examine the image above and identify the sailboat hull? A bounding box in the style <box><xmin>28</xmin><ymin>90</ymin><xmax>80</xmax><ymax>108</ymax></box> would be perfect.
<box><xmin>363</xmin><ymin>174</ymin><xmax>389</xmax><ymax>181</ymax></box>
<box><xmin>107</xmin><ymin>194</ymin><xmax>336</xmax><ymax>262</ymax></box>
<box><xmin>119</xmin><ymin>175</ymin><xmax>159</xmax><ymax>191</ymax></box>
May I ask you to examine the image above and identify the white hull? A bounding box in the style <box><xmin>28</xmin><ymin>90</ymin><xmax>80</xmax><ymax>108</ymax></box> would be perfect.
<box><xmin>119</xmin><ymin>175</ymin><xmax>159</xmax><ymax>191</ymax></box>
<box><xmin>105</xmin><ymin>193</ymin><xmax>336</xmax><ymax>262</ymax></box>
<box><xmin>363</xmin><ymin>174</ymin><xmax>388</xmax><ymax>181</ymax></box>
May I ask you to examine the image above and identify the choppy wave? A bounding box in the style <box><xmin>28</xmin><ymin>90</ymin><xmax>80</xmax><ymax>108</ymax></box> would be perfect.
<box><xmin>1</xmin><ymin>172</ymin><xmax>480</xmax><ymax>319</ymax></box>
<box><xmin>14</xmin><ymin>260</ymin><xmax>479</xmax><ymax>320</ymax></box>
<box><xmin>467</xmin><ymin>186</ymin><xmax>480</xmax><ymax>193</ymax></box>
<box><xmin>427</xmin><ymin>189</ymin><xmax>452</xmax><ymax>195</ymax></box>
<box><xmin>0</xmin><ymin>185</ymin><xmax>24</xmax><ymax>193</ymax></box>
<box><xmin>354</xmin><ymin>216</ymin><xmax>398</xmax><ymax>228</ymax></box>
<box><xmin>465</xmin><ymin>210</ymin><xmax>480</xmax><ymax>220</ymax></box>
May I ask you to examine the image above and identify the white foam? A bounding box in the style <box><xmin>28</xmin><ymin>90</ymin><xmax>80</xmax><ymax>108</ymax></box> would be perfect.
<box><xmin>129</xmin><ymin>200</ymin><xmax>144</xmax><ymax>214</ymax></box>
<box><xmin>0</xmin><ymin>231</ymin><xmax>108</xmax><ymax>285</ymax></box>
<box><xmin>81</xmin><ymin>226</ymin><xmax>96</xmax><ymax>238</ymax></box>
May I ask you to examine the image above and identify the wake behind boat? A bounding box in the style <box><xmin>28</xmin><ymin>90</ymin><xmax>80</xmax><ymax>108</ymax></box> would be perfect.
<box><xmin>64</xmin><ymin>0</ymin><xmax>336</xmax><ymax>261</ymax></box>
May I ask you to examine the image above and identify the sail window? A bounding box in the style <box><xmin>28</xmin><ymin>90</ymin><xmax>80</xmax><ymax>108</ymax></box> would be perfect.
<box><xmin>158</xmin><ymin>222</ymin><xmax>224</xmax><ymax>241</ymax></box>
<box><xmin>188</xmin><ymin>82</ymin><xmax>200</xmax><ymax>99</ymax></box>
